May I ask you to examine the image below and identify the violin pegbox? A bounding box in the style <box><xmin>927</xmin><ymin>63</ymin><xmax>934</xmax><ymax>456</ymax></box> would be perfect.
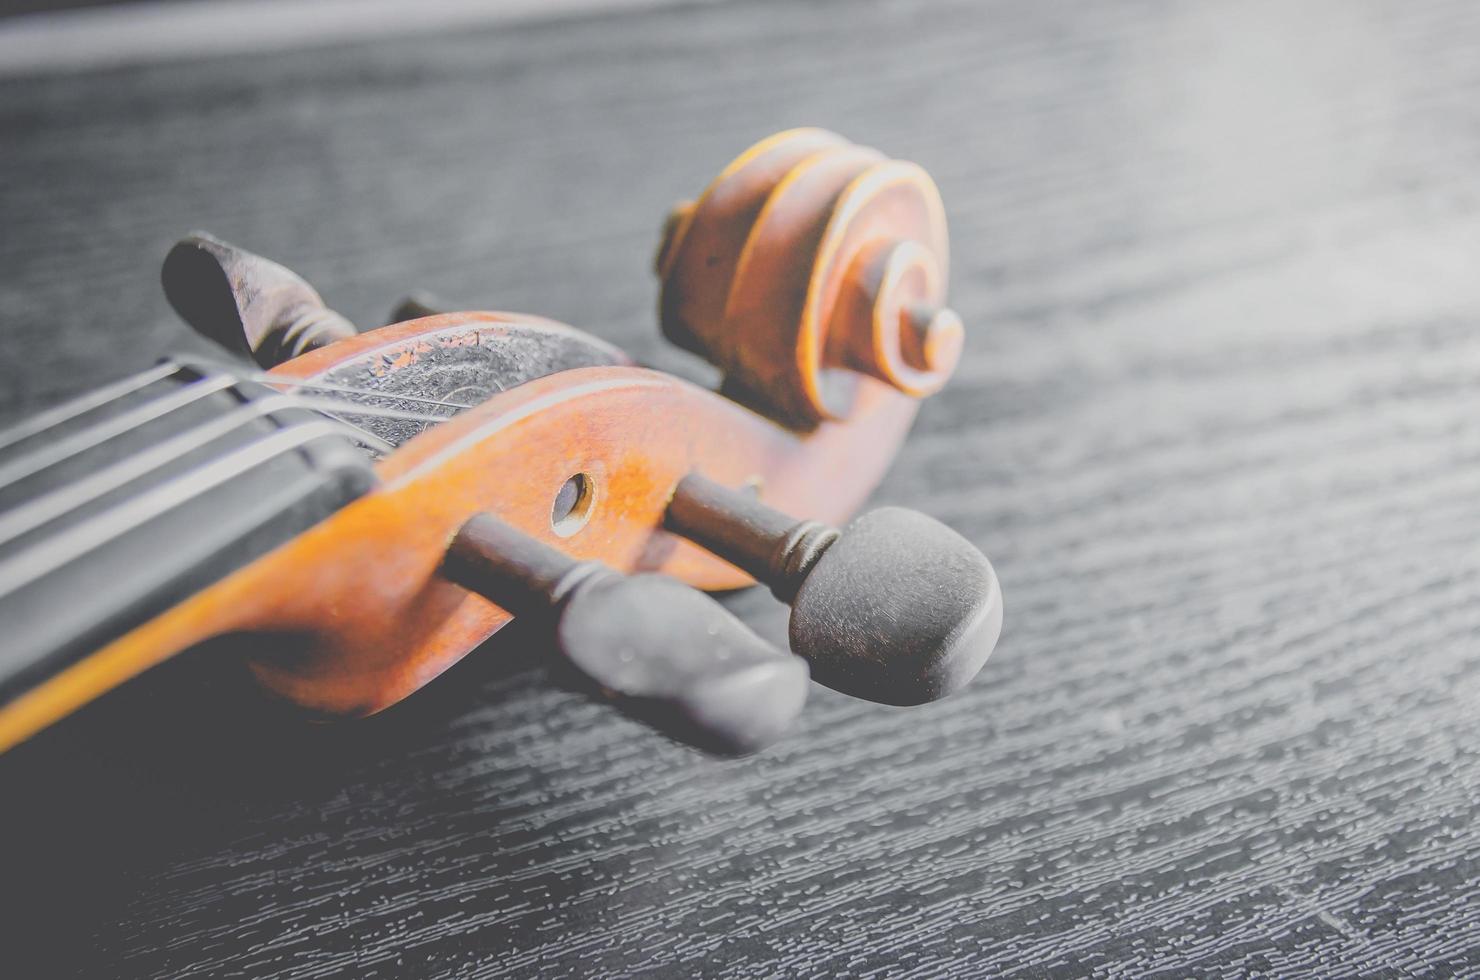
<box><xmin>120</xmin><ymin>131</ymin><xmax>1000</xmax><ymax>757</ymax></box>
<box><xmin>154</xmin><ymin>233</ymin><xmax>816</xmax><ymax>753</ymax></box>
<box><xmin>656</xmin><ymin>128</ymin><xmax>964</xmax><ymax>427</ymax></box>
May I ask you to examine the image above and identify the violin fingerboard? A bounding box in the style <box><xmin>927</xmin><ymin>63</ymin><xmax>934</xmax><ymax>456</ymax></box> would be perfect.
<box><xmin>0</xmin><ymin>361</ymin><xmax>376</xmax><ymax>710</ymax></box>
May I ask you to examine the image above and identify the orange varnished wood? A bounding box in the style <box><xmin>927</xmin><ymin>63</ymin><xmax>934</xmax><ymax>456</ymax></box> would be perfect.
<box><xmin>275</xmin><ymin>308</ymin><xmax>630</xmax><ymax>377</ymax></box>
<box><xmin>658</xmin><ymin>128</ymin><xmax>961</xmax><ymax>425</ymax></box>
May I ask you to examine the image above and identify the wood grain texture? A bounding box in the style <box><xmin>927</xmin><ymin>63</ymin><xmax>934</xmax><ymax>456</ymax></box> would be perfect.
<box><xmin>3</xmin><ymin>0</ymin><xmax>1480</xmax><ymax>975</ymax></box>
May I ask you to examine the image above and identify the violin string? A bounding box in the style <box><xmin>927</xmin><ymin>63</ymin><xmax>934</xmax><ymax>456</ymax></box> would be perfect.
<box><xmin>0</xmin><ymin>373</ymin><xmax>239</xmax><ymax>492</ymax></box>
<box><xmin>0</xmin><ymin>382</ymin><xmax>439</xmax><ymax>533</ymax></box>
<box><xmin>243</xmin><ymin>371</ymin><xmax>476</xmax><ymax>411</ymax></box>
<box><xmin>315</xmin><ymin>417</ymin><xmax>398</xmax><ymax>455</ymax></box>
<box><xmin>0</xmin><ymin>361</ymin><xmax>180</xmax><ymax>453</ymax></box>
<box><xmin>0</xmin><ymin>365</ymin><xmax>464</xmax><ymax>487</ymax></box>
<box><xmin>0</xmin><ymin>366</ymin><xmax>460</xmax><ymax>574</ymax></box>
<box><xmin>0</xmin><ymin>395</ymin><xmax>390</xmax><ymax>548</ymax></box>
<box><xmin>0</xmin><ymin>420</ymin><xmax>356</xmax><ymax>601</ymax></box>
<box><xmin>284</xmin><ymin>398</ymin><xmax>457</xmax><ymax>426</ymax></box>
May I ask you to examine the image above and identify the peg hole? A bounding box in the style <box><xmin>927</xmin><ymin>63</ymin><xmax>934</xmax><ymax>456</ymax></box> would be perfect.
<box><xmin>551</xmin><ymin>473</ymin><xmax>595</xmax><ymax>537</ymax></box>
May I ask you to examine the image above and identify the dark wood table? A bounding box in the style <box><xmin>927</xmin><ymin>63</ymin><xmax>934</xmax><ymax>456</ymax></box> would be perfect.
<box><xmin>4</xmin><ymin>0</ymin><xmax>1479</xmax><ymax>975</ymax></box>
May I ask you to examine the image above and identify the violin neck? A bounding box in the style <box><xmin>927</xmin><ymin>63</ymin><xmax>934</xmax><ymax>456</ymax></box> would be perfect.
<box><xmin>0</xmin><ymin>361</ymin><xmax>375</xmax><ymax>729</ymax></box>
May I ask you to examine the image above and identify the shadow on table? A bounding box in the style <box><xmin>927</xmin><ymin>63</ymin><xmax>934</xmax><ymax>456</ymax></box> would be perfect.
<box><xmin>0</xmin><ymin>614</ymin><xmax>554</xmax><ymax>964</ymax></box>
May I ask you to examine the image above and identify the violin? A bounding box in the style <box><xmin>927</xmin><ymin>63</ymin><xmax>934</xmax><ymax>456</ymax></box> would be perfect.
<box><xmin>0</xmin><ymin>129</ymin><xmax>1003</xmax><ymax>756</ymax></box>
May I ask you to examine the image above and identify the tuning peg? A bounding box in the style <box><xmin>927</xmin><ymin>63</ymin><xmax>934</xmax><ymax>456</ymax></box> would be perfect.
<box><xmin>387</xmin><ymin>291</ymin><xmax>453</xmax><ymax>324</ymax></box>
<box><xmin>664</xmin><ymin>474</ymin><xmax>1002</xmax><ymax>706</ymax></box>
<box><xmin>162</xmin><ymin>232</ymin><xmax>358</xmax><ymax>367</ymax></box>
<box><xmin>442</xmin><ymin>513</ymin><xmax>809</xmax><ymax>754</ymax></box>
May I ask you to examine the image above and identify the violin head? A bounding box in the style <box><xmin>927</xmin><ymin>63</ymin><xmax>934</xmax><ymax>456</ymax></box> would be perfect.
<box><xmin>0</xmin><ymin>129</ymin><xmax>998</xmax><ymax>757</ymax></box>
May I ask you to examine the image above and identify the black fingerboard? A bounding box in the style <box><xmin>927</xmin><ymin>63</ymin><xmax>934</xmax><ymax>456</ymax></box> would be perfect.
<box><xmin>0</xmin><ymin>361</ymin><xmax>377</xmax><ymax>708</ymax></box>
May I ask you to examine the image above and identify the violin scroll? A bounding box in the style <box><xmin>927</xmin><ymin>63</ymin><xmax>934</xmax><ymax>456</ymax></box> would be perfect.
<box><xmin>657</xmin><ymin>128</ymin><xmax>962</xmax><ymax>427</ymax></box>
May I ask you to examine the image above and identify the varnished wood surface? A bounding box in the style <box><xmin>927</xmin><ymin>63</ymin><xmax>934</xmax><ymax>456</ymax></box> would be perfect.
<box><xmin>3</xmin><ymin>0</ymin><xmax>1480</xmax><ymax>975</ymax></box>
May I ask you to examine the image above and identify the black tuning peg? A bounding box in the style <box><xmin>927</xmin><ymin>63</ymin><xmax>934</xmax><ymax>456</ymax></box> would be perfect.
<box><xmin>387</xmin><ymin>291</ymin><xmax>453</xmax><ymax>324</ymax></box>
<box><xmin>442</xmin><ymin>513</ymin><xmax>809</xmax><ymax>754</ymax></box>
<box><xmin>161</xmin><ymin>232</ymin><xmax>358</xmax><ymax>367</ymax></box>
<box><xmin>664</xmin><ymin>474</ymin><xmax>1003</xmax><ymax>706</ymax></box>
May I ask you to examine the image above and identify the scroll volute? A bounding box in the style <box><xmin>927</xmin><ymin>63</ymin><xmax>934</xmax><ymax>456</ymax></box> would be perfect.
<box><xmin>656</xmin><ymin>128</ymin><xmax>963</xmax><ymax>428</ymax></box>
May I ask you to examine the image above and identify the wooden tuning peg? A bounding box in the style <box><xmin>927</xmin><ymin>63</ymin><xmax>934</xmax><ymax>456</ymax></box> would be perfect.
<box><xmin>162</xmin><ymin>232</ymin><xmax>358</xmax><ymax>367</ymax></box>
<box><xmin>665</xmin><ymin>474</ymin><xmax>1002</xmax><ymax>705</ymax></box>
<box><xmin>442</xmin><ymin>513</ymin><xmax>810</xmax><ymax>754</ymax></box>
